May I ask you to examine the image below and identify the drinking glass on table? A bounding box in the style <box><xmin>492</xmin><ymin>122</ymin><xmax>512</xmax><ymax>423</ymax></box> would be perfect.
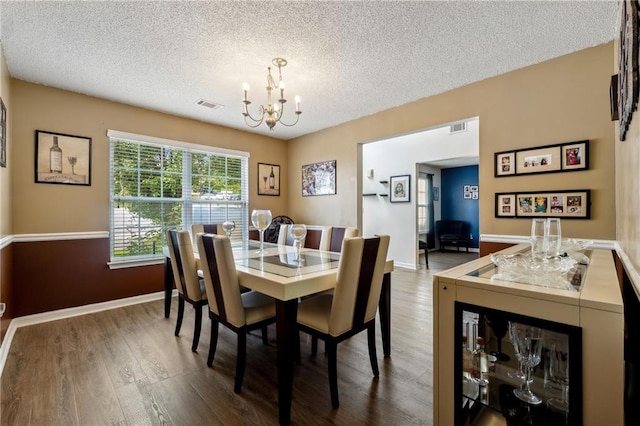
<box><xmin>251</xmin><ymin>209</ymin><xmax>272</xmax><ymax>252</ymax></box>
<box><xmin>546</xmin><ymin>218</ymin><xmax>562</xmax><ymax>258</ymax></box>
<box><xmin>289</xmin><ymin>224</ymin><xmax>307</xmax><ymax>264</ymax></box>
<box><xmin>531</xmin><ymin>218</ymin><xmax>547</xmax><ymax>260</ymax></box>
<box><xmin>222</xmin><ymin>220</ymin><xmax>235</xmax><ymax>239</ymax></box>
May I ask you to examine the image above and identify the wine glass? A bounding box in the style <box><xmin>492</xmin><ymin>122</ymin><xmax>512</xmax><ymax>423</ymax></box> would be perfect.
<box><xmin>507</xmin><ymin>321</ymin><xmax>526</xmax><ymax>381</ymax></box>
<box><xmin>486</xmin><ymin>314</ymin><xmax>510</xmax><ymax>362</ymax></box>
<box><xmin>251</xmin><ymin>209</ymin><xmax>272</xmax><ymax>252</ymax></box>
<box><xmin>546</xmin><ymin>333</ymin><xmax>570</xmax><ymax>412</ymax></box>
<box><xmin>222</xmin><ymin>220</ymin><xmax>235</xmax><ymax>239</ymax></box>
<box><xmin>531</xmin><ymin>218</ymin><xmax>547</xmax><ymax>261</ymax></box>
<box><xmin>546</xmin><ymin>218</ymin><xmax>562</xmax><ymax>258</ymax></box>
<box><xmin>68</xmin><ymin>156</ymin><xmax>77</xmax><ymax>174</ymax></box>
<box><xmin>263</xmin><ymin>176</ymin><xmax>268</xmax><ymax>191</ymax></box>
<box><xmin>289</xmin><ymin>224</ymin><xmax>307</xmax><ymax>264</ymax></box>
<box><xmin>512</xmin><ymin>324</ymin><xmax>544</xmax><ymax>405</ymax></box>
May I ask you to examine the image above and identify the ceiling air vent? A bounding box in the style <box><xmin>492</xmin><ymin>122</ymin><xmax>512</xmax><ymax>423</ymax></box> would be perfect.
<box><xmin>195</xmin><ymin>99</ymin><xmax>224</xmax><ymax>110</ymax></box>
<box><xmin>450</xmin><ymin>122</ymin><xmax>467</xmax><ymax>134</ymax></box>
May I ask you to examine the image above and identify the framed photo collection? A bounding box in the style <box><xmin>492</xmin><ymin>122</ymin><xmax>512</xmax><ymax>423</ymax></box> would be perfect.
<box><xmin>495</xmin><ymin>190</ymin><xmax>590</xmax><ymax>219</ymax></box>
<box><xmin>494</xmin><ymin>140</ymin><xmax>589</xmax><ymax>177</ymax></box>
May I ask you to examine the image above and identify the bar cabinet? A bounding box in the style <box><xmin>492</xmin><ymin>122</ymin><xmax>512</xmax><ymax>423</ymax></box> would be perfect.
<box><xmin>433</xmin><ymin>244</ymin><xmax>623</xmax><ymax>425</ymax></box>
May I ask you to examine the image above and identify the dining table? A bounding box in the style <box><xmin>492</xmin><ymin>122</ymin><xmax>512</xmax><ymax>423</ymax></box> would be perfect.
<box><xmin>163</xmin><ymin>240</ymin><xmax>394</xmax><ymax>425</ymax></box>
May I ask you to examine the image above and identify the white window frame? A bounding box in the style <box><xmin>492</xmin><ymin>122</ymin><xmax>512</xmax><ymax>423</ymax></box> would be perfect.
<box><xmin>107</xmin><ymin>130</ymin><xmax>249</xmax><ymax>268</ymax></box>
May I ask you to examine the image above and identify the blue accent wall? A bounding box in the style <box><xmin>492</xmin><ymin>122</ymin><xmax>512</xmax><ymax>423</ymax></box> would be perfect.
<box><xmin>441</xmin><ymin>165</ymin><xmax>479</xmax><ymax>248</ymax></box>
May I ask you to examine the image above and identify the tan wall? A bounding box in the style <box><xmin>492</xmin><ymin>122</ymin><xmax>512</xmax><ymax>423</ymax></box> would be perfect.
<box><xmin>11</xmin><ymin>80</ymin><xmax>288</xmax><ymax>234</ymax></box>
<box><xmin>0</xmin><ymin>43</ymin><xmax>10</xmax><ymax>238</ymax></box>
<box><xmin>0</xmin><ymin>43</ymin><xmax>12</xmax><ymax>341</ymax></box>
<box><xmin>615</xmin><ymin>46</ymin><xmax>640</xmax><ymax>291</ymax></box>
<box><xmin>288</xmin><ymin>43</ymin><xmax>616</xmax><ymax>242</ymax></box>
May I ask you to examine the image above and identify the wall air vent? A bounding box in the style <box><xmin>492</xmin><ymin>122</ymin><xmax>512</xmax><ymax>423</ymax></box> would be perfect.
<box><xmin>195</xmin><ymin>99</ymin><xmax>224</xmax><ymax>110</ymax></box>
<box><xmin>450</xmin><ymin>122</ymin><xmax>467</xmax><ymax>134</ymax></box>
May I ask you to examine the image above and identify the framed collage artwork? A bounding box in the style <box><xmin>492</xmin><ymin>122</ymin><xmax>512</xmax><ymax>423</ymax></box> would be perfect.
<box><xmin>494</xmin><ymin>140</ymin><xmax>589</xmax><ymax>177</ymax></box>
<box><xmin>495</xmin><ymin>190</ymin><xmax>590</xmax><ymax>219</ymax></box>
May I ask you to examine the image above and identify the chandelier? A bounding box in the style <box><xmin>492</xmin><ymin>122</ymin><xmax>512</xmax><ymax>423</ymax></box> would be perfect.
<box><xmin>242</xmin><ymin>58</ymin><xmax>301</xmax><ymax>130</ymax></box>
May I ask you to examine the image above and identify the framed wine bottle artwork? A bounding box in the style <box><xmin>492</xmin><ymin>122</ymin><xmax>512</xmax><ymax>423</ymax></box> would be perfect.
<box><xmin>35</xmin><ymin>130</ymin><xmax>92</xmax><ymax>186</ymax></box>
<box><xmin>257</xmin><ymin>162</ymin><xmax>280</xmax><ymax>196</ymax></box>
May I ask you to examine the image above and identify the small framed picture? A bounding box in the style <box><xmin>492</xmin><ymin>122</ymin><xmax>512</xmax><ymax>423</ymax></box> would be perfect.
<box><xmin>433</xmin><ymin>187</ymin><xmax>440</xmax><ymax>201</ymax></box>
<box><xmin>495</xmin><ymin>193</ymin><xmax>516</xmax><ymax>217</ymax></box>
<box><xmin>495</xmin><ymin>152</ymin><xmax>515</xmax><ymax>176</ymax></box>
<box><xmin>472</xmin><ymin>192</ymin><xmax>479</xmax><ymax>199</ymax></box>
<box><xmin>258</xmin><ymin>163</ymin><xmax>280</xmax><ymax>196</ymax></box>
<box><xmin>390</xmin><ymin>175</ymin><xmax>410</xmax><ymax>203</ymax></box>
<box><xmin>463</xmin><ymin>192</ymin><xmax>472</xmax><ymax>199</ymax></box>
<box><xmin>35</xmin><ymin>130</ymin><xmax>92</xmax><ymax>185</ymax></box>
<box><xmin>561</xmin><ymin>141</ymin><xmax>589</xmax><ymax>171</ymax></box>
<box><xmin>463</xmin><ymin>185</ymin><xmax>471</xmax><ymax>192</ymax></box>
<box><xmin>0</xmin><ymin>97</ymin><xmax>6</xmax><ymax>168</ymax></box>
<box><xmin>470</xmin><ymin>185</ymin><xmax>479</xmax><ymax>192</ymax></box>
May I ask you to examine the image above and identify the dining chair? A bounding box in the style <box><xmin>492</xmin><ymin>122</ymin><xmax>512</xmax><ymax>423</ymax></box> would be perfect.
<box><xmin>191</xmin><ymin>223</ymin><xmax>221</xmax><ymax>244</ymax></box>
<box><xmin>278</xmin><ymin>224</ymin><xmax>332</xmax><ymax>250</ymax></box>
<box><xmin>296</xmin><ymin>234</ymin><xmax>390</xmax><ymax>408</ymax></box>
<box><xmin>264</xmin><ymin>214</ymin><xmax>294</xmax><ymax>243</ymax></box>
<box><xmin>197</xmin><ymin>233</ymin><xmax>276</xmax><ymax>393</ymax></box>
<box><xmin>325</xmin><ymin>226</ymin><xmax>358</xmax><ymax>252</ymax></box>
<box><xmin>166</xmin><ymin>229</ymin><xmax>208</xmax><ymax>352</ymax></box>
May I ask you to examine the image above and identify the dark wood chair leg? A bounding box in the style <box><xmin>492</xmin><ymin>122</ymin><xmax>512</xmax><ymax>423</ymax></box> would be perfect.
<box><xmin>367</xmin><ymin>322</ymin><xmax>379</xmax><ymax>377</ymax></box>
<box><xmin>234</xmin><ymin>332</ymin><xmax>247</xmax><ymax>393</ymax></box>
<box><xmin>294</xmin><ymin>330</ymin><xmax>301</xmax><ymax>364</ymax></box>
<box><xmin>192</xmin><ymin>304</ymin><xmax>203</xmax><ymax>352</ymax></box>
<box><xmin>175</xmin><ymin>297</ymin><xmax>185</xmax><ymax>336</ymax></box>
<box><xmin>207</xmin><ymin>319</ymin><xmax>219</xmax><ymax>367</ymax></box>
<box><xmin>261</xmin><ymin>325</ymin><xmax>269</xmax><ymax>345</ymax></box>
<box><xmin>311</xmin><ymin>336</ymin><xmax>318</xmax><ymax>356</ymax></box>
<box><xmin>327</xmin><ymin>340</ymin><xmax>339</xmax><ymax>409</ymax></box>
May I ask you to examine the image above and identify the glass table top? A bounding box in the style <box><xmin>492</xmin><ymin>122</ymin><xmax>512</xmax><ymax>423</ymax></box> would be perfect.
<box><xmin>234</xmin><ymin>245</ymin><xmax>341</xmax><ymax>278</ymax></box>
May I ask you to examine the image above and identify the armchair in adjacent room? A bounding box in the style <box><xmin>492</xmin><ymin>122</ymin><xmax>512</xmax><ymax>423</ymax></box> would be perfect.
<box><xmin>435</xmin><ymin>220</ymin><xmax>471</xmax><ymax>252</ymax></box>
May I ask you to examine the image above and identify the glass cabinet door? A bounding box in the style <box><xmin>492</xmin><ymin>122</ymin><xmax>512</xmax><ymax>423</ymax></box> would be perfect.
<box><xmin>454</xmin><ymin>302</ymin><xmax>582</xmax><ymax>426</ymax></box>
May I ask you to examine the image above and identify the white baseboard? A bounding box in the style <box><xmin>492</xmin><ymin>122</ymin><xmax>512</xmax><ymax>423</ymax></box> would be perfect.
<box><xmin>0</xmin><ymin>289</ymin><xmax>177</xmax><ymax>377</ymax></box>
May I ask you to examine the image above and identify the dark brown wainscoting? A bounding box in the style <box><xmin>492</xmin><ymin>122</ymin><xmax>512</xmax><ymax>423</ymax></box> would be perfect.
<box><xmin>1</xmin><ymin>243</ymin><xmax>13</xmax><ymax>343</ymax></box>
<box><xmin>479</xmin><ymin>241</ymin><xmax>515</xmax><ymax>257</ymax></box>
<box><xmin>12</xmin><ymin>238</ymin><xmax>163</xmax><ymax>317</ymax></box>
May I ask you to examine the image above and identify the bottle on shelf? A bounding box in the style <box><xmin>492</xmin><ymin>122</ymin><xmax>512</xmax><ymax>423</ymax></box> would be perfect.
<box><xmin>269</xmin><ymin>166</ymin><xmax>275</xmax><ymax>189</ymax></box>
<box><xmin>471</xmin><ymin>337</ymin><xmax>489</xmax><ymax>386</ymax></box>
<box><xmin>50</xmin><ymin>136</ymin><xmax>63</xmax><ymax>174</ymax></box>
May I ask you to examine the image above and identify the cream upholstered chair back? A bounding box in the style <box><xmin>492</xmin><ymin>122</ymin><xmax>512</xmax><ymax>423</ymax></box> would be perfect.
<box><xmin>176</xmin><ymin>230</ymin><xmax>206</xmax><ymax>302</ymax></box>
<box><xmin>197</xmin><ymin>234</ymin><xmax>246</xmax><ymax>328</ymax></box>
<box><xmin>277</xmin><ymin>224</ymin><xmax>297</xmax><ymax>246</ymax></box>
<box><xmin>167</xmin><ymin>230</ymin><xmax>188</xmax><ymax>297</ymax></box>
<box><xmin>191</xmin><ymin>223</ymin><xmax>221</xmax><ymax>245</ymax></box>
<box><xmin>278</xmin><ymin>224</ymin><xmax>332</xmax><ymax>250</ymax></box>
<box><xmin>328</xmin><ymin>235</ymin><xmax>390</xmax><ymax>336</ymax></box>
<box><xmin>325</xmin><ymin>227</ymin><xmax>358</xmax><ymax>252</ymax></box>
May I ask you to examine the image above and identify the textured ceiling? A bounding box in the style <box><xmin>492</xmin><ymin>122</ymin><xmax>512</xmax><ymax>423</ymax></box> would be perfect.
<box><xmin>0</xmin><ymin>1</ymin><xmax>619</xmax><ymax>141</ymax></box>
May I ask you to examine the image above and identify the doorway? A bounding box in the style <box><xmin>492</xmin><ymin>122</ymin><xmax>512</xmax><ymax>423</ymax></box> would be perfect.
<box><xmin>360</xmin><ymin>117</ymin><xmax>479</xmax><ymax>269</ymax></box>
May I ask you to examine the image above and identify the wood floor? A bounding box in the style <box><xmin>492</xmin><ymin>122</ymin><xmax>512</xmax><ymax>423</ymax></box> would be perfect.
<box><xmin>1</xmin><ymin>251</ymin><xmax>478</xmax><ymax>426</ymax></box>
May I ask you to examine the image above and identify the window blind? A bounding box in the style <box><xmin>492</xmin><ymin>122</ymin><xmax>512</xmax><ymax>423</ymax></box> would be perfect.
<box><xmin>108</xmin><ymin>130</ymin><xmax>249</xmax><ymax>264</ymax></box>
